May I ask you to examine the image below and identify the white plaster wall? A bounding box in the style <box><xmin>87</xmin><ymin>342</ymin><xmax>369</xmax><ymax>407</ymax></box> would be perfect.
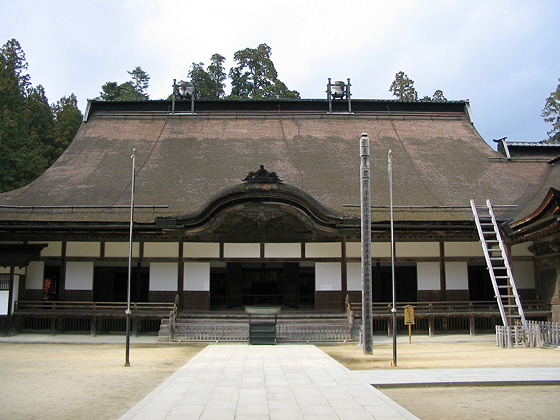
<box><xmin>0</xmin><ymin>275</ymin><xmax>18</xmax><ymax>315</ymax></box>
<box><xmin>346</xmin><ymin>242</ymin><xmax>361</xmax><ymax>258</ymax></box>
<box><xmin>265</xmin><ymin>243</ymin><xmax>301</xmax><ymax>258</ymax></box>
<box><xmin>144</xmin><ymin>242</ymin><xmax>179</xmax><ymax>258</ymax></box>
<box><xmin>373</xmin><ymin>242</ymin><xmax>392</xmax><ymax>258</ymax></box>
<box><xmin>184</xmin><ymin>262</ymin><xmax>210</xmax><ymax>291</ymax></box>
<box><xmin>417</xmin><ymin>262</ymin><xmax>440</xmax><ymax>290</ymax></box>
<box><xmin>223</xmin><ymin>243</ymin><xmax>260</xmax><ymax>258</ymax></box>
<box><xmin>184</xmin><ymin>242</ymin><xmax>220</xmax><ymax>258</ymax></box>
<box><xmin>315</xmin><ymin>262</ymin><xmax>341</xmax><ymax>290</ymax></box>
<box><xmin>0</xmin><ymin>291</ymin><xmax>8</xmax><ymax>315</ymax></box>
<box><xmin>149</xmin><ymin>262</ymin><xmax>178</xmax><ymax>291</ymax></box>
<box><xmin>66</xmin><ymin>242</ymin><xmax>100</xmax><ymax>257</ymax></box>
<box><xmin>511</xmin><ymin>242</ymin><xmax>533</xmax><ymax>257</ymax></box>
<box><xmin>512</xmin><ymin>261</ymin><xmax>536</xmax><ymax>289</ymax></box>
<box><xmin>347</xmin><ymin>263</ymin><xmax>361</xmax><ymax>291</ymax></box>
<box><xmin>65</xmin><ymin>262</ymin><xmax>94</xmax><ymax>290</ymax></box>
<box><xmin>29</xmin><ymin>241</ymin><xmax>62</xmax><ymax>257</ymax></box>
<box><xmin>104</xmin><ymin>242</ymin><xmax>140</xmax><ymax>258</ymax></box>
<box><xmin>445</xmin><ymin>262</ymin><xmax>469</xmax><ymax>290</ymax></box>
<box><xmin>306</xmin><ymin>243</ymin><xmax>341</xmax><ymax>258</ymax></box>
<box><xmin>396</xmin><ymin>242</ymin><xmax>439</xmax><ymax>257</ymax></box>
<box><xmin>347</xmin><ymin>242</ymin><xmax>392</xmax><ymax>258</ymax></box>
<box><xmin>444</xmin><ymin>242</ymin><xmax>483</xmax><ymax>257</ymax></box>
<box><xmin>27</xmin><ymin>261</ymin><xmax>45</xmax><ymax>289</ymax></box>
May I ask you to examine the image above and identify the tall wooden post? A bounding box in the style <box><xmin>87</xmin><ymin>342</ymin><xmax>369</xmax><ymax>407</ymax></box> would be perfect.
<box><xmin>360</xmin><ymin>133</ymin><xmax>373</xmax><ymax>354</ymax></box>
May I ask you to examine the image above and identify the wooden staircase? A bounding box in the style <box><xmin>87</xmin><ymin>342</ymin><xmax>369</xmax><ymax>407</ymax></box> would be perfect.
<box><xmin>159</xmin><ymin>311</ymin><xmax>352</xmax><ymax>343</ymax></box>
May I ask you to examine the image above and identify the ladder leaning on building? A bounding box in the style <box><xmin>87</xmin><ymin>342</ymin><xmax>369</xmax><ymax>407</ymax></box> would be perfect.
<box><xmin>470</xmin><ymin>199</ymin><xmax>528</xmax><ymax>334</ymax></box>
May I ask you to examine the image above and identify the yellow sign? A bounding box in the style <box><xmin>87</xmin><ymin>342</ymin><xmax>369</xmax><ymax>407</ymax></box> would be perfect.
<box><xmin>404</xmin><ymin>305</ymin><xmax>415</xmax><ymax>325</ymax></box>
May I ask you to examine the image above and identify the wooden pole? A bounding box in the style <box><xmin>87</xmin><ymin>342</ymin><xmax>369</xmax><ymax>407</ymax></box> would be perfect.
<box><xmin>360</xmin><ymin>133</ymin><xmax>373</xmax><ymax>355</ymax></box>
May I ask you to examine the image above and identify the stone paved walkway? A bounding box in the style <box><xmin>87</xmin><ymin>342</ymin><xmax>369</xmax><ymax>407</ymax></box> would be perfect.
<box><xmin>120</xmin><ymin>344</ymin><xmax>418</xmax><ymax>420</ymax></box>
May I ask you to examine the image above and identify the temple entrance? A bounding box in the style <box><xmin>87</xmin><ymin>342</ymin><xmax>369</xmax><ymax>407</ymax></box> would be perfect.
<box><xmin>93</xmin><ymin>266</ymin><xmax>149</xmax><ymax>302</ymax></box>
<box><xmin>210</xmin><ymin>262</ymin><xmax>314</xmax><ymax>309</ymax></box>
<box><xmin>373</xmin><ymin>263</ymin><xmax>418</xmax><ymax>302</ymax></box>
<box><xmin>468</xmin><ymin>263</ymin><xmax>494</xmax><ymax>300</ymax></box>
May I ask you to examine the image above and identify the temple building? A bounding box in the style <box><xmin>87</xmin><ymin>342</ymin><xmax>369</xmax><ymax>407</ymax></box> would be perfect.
<box><xmin>1</xmin><ymin>86</ymin><xmax>559</xmax><ymax>335</ymax></box>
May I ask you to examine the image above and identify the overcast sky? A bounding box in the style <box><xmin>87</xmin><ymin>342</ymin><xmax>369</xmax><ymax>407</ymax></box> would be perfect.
<box><xmin>1</xmin><ymin>0</ymin><xmax>559</xmax><ymax>146</ymax></box>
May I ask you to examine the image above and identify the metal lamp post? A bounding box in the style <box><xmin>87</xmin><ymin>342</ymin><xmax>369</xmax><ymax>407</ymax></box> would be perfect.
<box><xmin>388</xmin><ymin>150</ymin><xmax>397</xmax><ymax>367</ymax></box>
<box><xmin>125</xmin><ymin>148</ymin><xmax>136</xmax><ymax>367</ymax></box>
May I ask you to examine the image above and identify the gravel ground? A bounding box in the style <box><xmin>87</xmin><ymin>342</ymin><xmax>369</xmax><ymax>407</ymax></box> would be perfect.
<box><xmin>0</xmin><ymin>336</ymin><xmax>559</xmax><ymax>419</ymax></box>
<box><xmin>319</xmin><ymin>340</ymin><xmax>560</xmax><ymax>419</ymax></box>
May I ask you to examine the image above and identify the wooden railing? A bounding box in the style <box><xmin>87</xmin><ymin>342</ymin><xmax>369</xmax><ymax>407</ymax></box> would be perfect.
<box><xmin>14</xmin><ymin>298</ymin><xmax>177</xmax><ymax>335</ymax></box>
<box><xmin>346</xmin><ymin>298</ymin><xmax>550</xmax><ymax>316</ymax></box>
<box><xmin>15</xmin><ymin>300</ymin><xmax>175</xmax><ymax>315</ymax></box>
<box><xmin>345</xmin><ymin>295</ymin><xmax>551</xmax><ymax>336</ymax></box>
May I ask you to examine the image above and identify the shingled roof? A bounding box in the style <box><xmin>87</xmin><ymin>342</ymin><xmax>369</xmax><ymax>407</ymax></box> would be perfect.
<box><xmin>0</xmin><ymin>99</ymin><xmax>557</xmax><ymax>225</ymax></box>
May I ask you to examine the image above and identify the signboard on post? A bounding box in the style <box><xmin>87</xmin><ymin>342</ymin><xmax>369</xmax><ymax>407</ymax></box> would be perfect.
<box><xmin>404</xmin><ymin>305</ymin><xmax>415</xmax><ymax>325</ymax></box>
<box><xmin>404</xmin><ymin>305</ymin><xmax>414</xmax><ymax>344</ymax></box>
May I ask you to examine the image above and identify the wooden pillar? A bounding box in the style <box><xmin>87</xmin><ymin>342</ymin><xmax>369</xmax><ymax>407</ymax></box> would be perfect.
<box><xmin>177</xmin><ymin>242</ymin><xmax>184</xmax><ymax>311</ymax></box>
<box><xmin>360</xmin><ymin>133</ymin><xmax>373</xmax><ymax>355</ymax></box>
<box><xmin>439</xmin><ymin>242</ymin><xmax>446</xmax><ymax>301</ymax></box>
<box><xmin>469</xmin><ymin>315</ymin><xmax>476</xmax><ymax>336</ymax></box>
<box><xmin>59</xmin><ymin>242</ymin><xmax>67</xmax><ymax>301</ymax></box>
<box><xmin>429</xmin><ymin>315</ymin><xmax>435</xmax><ymax>337</ymax></box>
<box><xmin>6</xmin><ymin>267</ymin><xmax>15</xmax><ymax>335</ymax></box>
<box><xmin>91</xmin><ymin>316</ymin><xmax>96</xmax><ymax>336</ymax></box>
<box><xmin>341</xmin><ymin>240</ymin><xmax>347</xmax><ymax>311</ymax></box>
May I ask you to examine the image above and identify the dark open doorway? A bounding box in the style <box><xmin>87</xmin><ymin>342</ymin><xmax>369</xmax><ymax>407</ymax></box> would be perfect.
<box><xmin>93</xmin><ymin>265</ymin><xmax>149</xmax><ymax>302</ymax></box>
<box><xmin>210</xmin><ymin>262</ymin><xmax>314</xmax><ymax>309</ymax></box>
<box><xmin>468</xmin><ymin>263</ymin><xmax>494</xmax><ymax>300</ymax></box>
<box><xmin>372</xmin><ymin>263</ymin><xmax>417</xmax><ymax>302</ymax></box>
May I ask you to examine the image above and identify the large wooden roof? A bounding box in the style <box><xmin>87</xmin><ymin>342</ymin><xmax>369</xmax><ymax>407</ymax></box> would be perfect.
<box><xmin>0</xmin><ymin>99</ymin><xmax>557</xmax><ymax>226</ymax></box>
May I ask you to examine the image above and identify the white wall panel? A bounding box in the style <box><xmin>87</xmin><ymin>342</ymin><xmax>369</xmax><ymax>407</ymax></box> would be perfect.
<box><xmin>104</xmin><ymin>242</ymin><xmax>140</xmax><ymax>258</ymax></box>
<box><xmin>346</xmin><ymin>242</ymin><xmax>361</xmax><ymax>258</ymax></box>
<box><xmin>184</xmin><ymin>242</ymin><xmax>220</xmax><ymax>258</ymax></box>
<box><xmin>29</xmin><ymin>241</ymin><xmax>62</xmax><ymax>257</ymax></box>
<box><xmin>396</xmin><ymin>242</ymin><xmax>439</xmax><ymax>257</ymax></box>
<box><xmin>445</xmin><ymin>262</ymin><xmax>469</xmax><ymax>290</ymax></box>
<box><xmin>223</xmin><ymin>243</ymin><xmax>260</xmax><ymax>258</ymax></box>
<box><xmin>512</xmin><ymin>261</ymin><xmax>536</xmax><ymax>288</ymax></box>
<box><xmin>511</xmin><ymin>243</ymin><xmax>533</xmax><ymax>257</ymax></box>
<box><xmin>265</xmin><ymin>243</ymin><xmax>301</xmax><ymax>258</ymax></box>
<box><xmin>444</xmin><ymin>242</ymin><xmax>483</xmax><ymax>257</ymax></box>
<box><xmin>347</xmin><ymin>263</ymin><xmax>361</xmax><ymax>291</ymax></box>
<box><xmin>65</xmin><ymin>262</ymin><xmax>94</xmax><ymax>290</ymax></box>
<box><xmin>417</xmin><ymin>262</ymin><xmax>440</xmax><ymax>290</ymax></box>
<box><xmin>27</xmin><ymin>261</ymin><xmax>45</xmax><ymax>289</ymax></box>
<box><xmin>66</xmin><ymin>242</ymin><xmax>100</xmax><ymax>257</ymax></box>
<box><xmin>149</xmin><ymin>262</ymin><xmax>178</xmax><ymax>291</ymax></box>
<box><xmin>0</xmin><ymin>291</ymin><xmax>8</xmax><ymax>315</ymax></box>
<box><xmin>315</xmin><ymin>262</ymin><xmax>341</xmax><ymax>290</ymax></box>
<box><xmin>373</xmin><ymin>243</ymin><xmax>392</xmax><ymax>258</ymax></box>
<box><xmin>347</xmin><ymin>242</ymin><xmax>392</xmax><ymax>258</ymax></box>
<box><xmin>144</xmin><ymin>242</ymin><xmax>179</xmax><ymax>258</ymax></box>
<box><xmin>0</xmin><ymin>276</ymin><xmax>19</xmax><ymax>315</ymax></box>
<box><xmin>184</xmin><ymin>262</ymin><xmax>210</xmax><ymax>291</ymax></box>
<box><xmin>306</xmin><ymin>243</ymin><xmax>341</xmax><ymax>258</ymax></box>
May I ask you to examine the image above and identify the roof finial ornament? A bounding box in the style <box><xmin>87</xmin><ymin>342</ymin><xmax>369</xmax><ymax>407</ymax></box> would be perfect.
<box><xmin>243</xmin><ymin>165</ymin><xmax>283</xmax><ymax>183</ymax></box>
